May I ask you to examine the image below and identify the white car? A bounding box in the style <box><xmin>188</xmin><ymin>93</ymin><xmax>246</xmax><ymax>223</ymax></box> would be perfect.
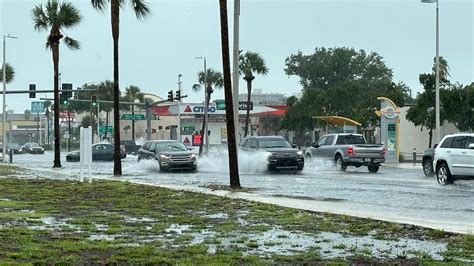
<box><xmin>433</xmin><ymin>133</ymin><xmax>474</xmax><ymax>185</ymax></box>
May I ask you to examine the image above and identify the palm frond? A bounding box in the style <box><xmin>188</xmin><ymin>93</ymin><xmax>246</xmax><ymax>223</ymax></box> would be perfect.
<box><xmin>91</xmin><ymin>0</ymin><xmax>108</xmax><ymax>11</ymax></box>
<box><xmin>58</xmin><ymin>2</ymin><xmax>82</xmax><ymax>28</ymax></box>
<box><xmin>45</xmin><ymin>0</ymin><xmax>60</xmax><ymax>26</ymax></box>
<box><xmin>130</xmin><ymin>0</ymin><xmax>150</xmax><ymax>20</ymax></box>
<box><xmin>63</xmin><ymin>36</ymin><xmax>80</xmax><ymax>50</ymax></box>
<box><xmin>239</xmin><ymin>51</ymin><xmax>268</xmax><ymax>77</ymax></box>
<box><xmin>0</xmin><ymin>63</ymin><xmax>15</xmax><ymax>83</ymax></box>
<box><xmin>32</xmin><ymin>4</ymin><xmax>49</xmax><ymax>31</ymax></box>
<box><xmin>192</xmin><ymin>84</ymin><xmax>202</xmax><ymax>92</ymax></box>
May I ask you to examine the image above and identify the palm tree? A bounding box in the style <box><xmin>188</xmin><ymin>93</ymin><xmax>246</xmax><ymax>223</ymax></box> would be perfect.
<box><xmin>192</xmin><ymin>68</ymin><xmax>223</xmax><ymax>155</ymax></box>
<box><xmin>218</xmin><ymin>0</ymin><xmax>240</xmax><ymax>189</ymax></box>
<box><xmin>0</xmin><ymin>63</ymin><xmax>15</xmax><ymax>83</ymax></box>
<box><xmin>43</xmin><ymin>100</ymin><xmax>52</xmax><ymax>145</ymax></box>
<box><xmin>239</xmin><ymin>51</ymin><xmax>268</xmax><ymax>137</ymax></box>
<box><xmin>433</xmin><ymin>56</ymin><xmax>450</xmax><ymax>81</ymax></box>
<box><xmin>32</xmin><ymin>0</ymin><xmax>81</xmax><ymax>168</ymax></box>
<box><xmin>123</xmin><ymin>85</ymin><xmax>144</xmax><ymax>142</ymax></box>
<box><xmin>91</xmin><ymin>0</ymin><xmax>150</xmax><ymax>176</ymax></box>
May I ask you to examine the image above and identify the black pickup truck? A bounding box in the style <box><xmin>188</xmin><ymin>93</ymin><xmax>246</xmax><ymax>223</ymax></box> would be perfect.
<box><xmin>120</xmin><ymin>140</ymin><xmax>141</xmax><ymax>155</ymax></box>
<box><xmin>240</xmin><ymin>136</ymin><xmax>304</xmax><ymax>171</ymax></box>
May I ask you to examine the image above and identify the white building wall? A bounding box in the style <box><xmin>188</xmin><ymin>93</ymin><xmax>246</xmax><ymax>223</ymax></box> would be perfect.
<box><xmin>399</xmin><ymin>107</ymin><xmax>459</xmax><ymax>155</ymax></box>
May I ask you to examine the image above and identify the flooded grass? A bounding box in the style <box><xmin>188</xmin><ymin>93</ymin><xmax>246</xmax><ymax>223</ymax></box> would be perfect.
<box><xmin>0</xmin><ymin>167</ymin><xmax>472</xmax><ymax>264</ymax></box>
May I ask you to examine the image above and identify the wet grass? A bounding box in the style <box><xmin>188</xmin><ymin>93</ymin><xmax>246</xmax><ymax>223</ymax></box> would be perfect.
<box><xmin>0</xmin><ymin>166</ymin><xmax>472</xmax><ymax>264</ymax></box>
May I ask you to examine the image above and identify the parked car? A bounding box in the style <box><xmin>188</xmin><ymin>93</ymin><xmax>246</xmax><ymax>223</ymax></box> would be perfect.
<box><xmin>66</xmin><ymin>143</ymin><xmax>127</xmax><ymax>162</ymax></box>
<box><xmin>7</xmin><ymin>143</ymin><xmax>23</xmax><ymax>154</ymax></box>
<box><xmin>21</xmin><ymin>142</ymin><xmax>45</xmax><ymax>154</ymax></box>
<box><xmin>433</xmin><ymin>133</ymin><xmax>474</xmax><ymax>185</ymax></box>
<box><xmin>305</xmin><ymin>133</ymin><xmax>385</xmax><ymax>173</ymax></box>
<box><xmin>120</xmin><ymin>140</ymin><xmax>141</xmax><ymax>155</ymax></box>
<box><xmin>240</xmin><ymin>136</ymin><xmax>304</xmax><ymax>171</ymax></box>
<box><xmin>138</xmin><ymin>140</ymin><xmax>197</xmax><ymax>171</ymax></box>
<box><xmin>422</xmin><ymin>148</ymin><xmax>435</xmax><ymax>177</ymax></box>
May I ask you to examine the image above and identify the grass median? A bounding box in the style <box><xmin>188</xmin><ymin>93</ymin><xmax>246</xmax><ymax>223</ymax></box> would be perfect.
<box><xmin>0</xmin><ymin>164</ymin><xmax>472</xmax><ymax>264</ymax></box>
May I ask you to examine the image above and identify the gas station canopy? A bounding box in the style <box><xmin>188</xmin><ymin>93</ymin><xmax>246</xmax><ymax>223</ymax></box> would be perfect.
<box><xmin>312</xmin><ymin>116</ymin><xmax>361</xmax><ymax>126</ymax></box>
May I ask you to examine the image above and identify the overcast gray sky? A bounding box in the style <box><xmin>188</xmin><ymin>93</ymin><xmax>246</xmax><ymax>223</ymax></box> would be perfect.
<box><xmin>1</xmin><ymin>0</ymin><xmax>473</xmax><ymax>113</ymax></box>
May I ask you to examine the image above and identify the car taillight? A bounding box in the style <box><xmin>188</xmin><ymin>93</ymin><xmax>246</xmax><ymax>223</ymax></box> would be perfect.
<box><xmin>381</xmin><ymin>147</ymin><xmax>386</xmax><ymax>156</ymax></box>
<box><xmin>347</xmin><ymin>146</ymin><xmax>353</xmax><ymax>155</ymax></box>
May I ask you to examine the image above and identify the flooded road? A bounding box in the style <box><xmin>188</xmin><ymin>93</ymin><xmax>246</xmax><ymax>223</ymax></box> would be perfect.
<box><xmin>10</xmin><ymin>150</ymin><xmax>474</xmax><ymax>234</ymax></box>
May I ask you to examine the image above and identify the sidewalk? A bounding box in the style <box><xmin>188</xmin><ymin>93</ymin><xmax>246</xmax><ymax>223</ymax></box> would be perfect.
<box><xmin>384</xmin><ymin>162</ymin><xmax>422</xmax><ymax>169</ymax></box>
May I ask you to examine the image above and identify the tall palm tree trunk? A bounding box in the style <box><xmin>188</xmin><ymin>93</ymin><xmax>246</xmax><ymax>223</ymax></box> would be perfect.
<box><xmin>243</xmin><ymin>78</ymin><xmax>253</xmax><ymax>137</ymax></box>
<box><xmin>199</xmin><ymin>90</ymin><xmax>211</xmax><ymax>155</ymax></box>
<box><xmin>52</xmin><ymin>43</ymin><xmax>61</xmax><ymax>168</ymax></box>
<box><xmin>219</xmin><ymin>0</ymin><xmax>240</xmax><ymax>189</ymax></box>
<box><xmin>112</xmin><ymin>0</ymin><xmax>122</xmax><ymax>175</ymax></box>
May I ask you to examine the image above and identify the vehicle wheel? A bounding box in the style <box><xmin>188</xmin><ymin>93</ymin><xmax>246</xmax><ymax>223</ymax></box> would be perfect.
<box><xmin>422</xmin><ymin>158</ymin><xmax>434</xmax><ymax>177</ymax></box>
<box><xmin>436</xmin><ymin>163</ymin><xmax>454</xmax><ymax>185</ymax></box>
<box><xmin>368</xmin><ymin>164</ymin><xmax>379</xmax><ymax>173</ymax></box>
<box><xmin>137</xmin><ymin>156</ymin><xmax>142</xmax><ymax>162</ymax></box>
<box><xmin>335</xmin><ymin>155</ymin><xmax>347</xmax><ymax>172</ymax></box>
<box><xmin>305</xmin><ymin>154</ymin><xmax>312</xmax><ymax>162</ymax></box>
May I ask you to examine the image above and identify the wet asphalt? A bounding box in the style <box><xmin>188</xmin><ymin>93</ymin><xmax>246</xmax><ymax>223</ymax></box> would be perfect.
<box><xmin>8</xmin><ymin>150</ymin><xmax>474</xmax><ymax>234</ymax></box>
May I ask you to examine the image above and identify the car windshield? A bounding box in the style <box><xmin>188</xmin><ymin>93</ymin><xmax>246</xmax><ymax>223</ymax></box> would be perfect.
<box><xmin>29</xmin><ymin>143</ymin><xmax>40</xmax><ymax>147</ymax></box>
<box><xmin>259</xmin><ymin>139</ymin><xmax>291</xmax><ymax>148</ymax></box>
<box><xmin>156</xmin><ymin>142</ymin><xmax>187</xmax><ymax>152</ymax></box>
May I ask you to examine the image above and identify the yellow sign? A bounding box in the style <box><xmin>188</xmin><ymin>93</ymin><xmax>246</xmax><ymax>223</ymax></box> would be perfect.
<box><xmin>221</xmin><ymin>128</ymin><xmax>227</xmax><ymax>143</ymax></box>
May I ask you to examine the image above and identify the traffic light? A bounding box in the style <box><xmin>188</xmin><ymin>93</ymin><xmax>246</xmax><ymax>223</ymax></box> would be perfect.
<box><xmin>175</xmin><ymin>90</ymin><xmax>181</xmax><ymax>101</ymax></box>
<box><xmin>91</xmin><ymin>95</ymin><xmax>97</xmax><ymax>107</ymax></box>
<box><xmin>29</xmin><ymin>84</ymin><xmax>36</xmax><ymax>98</ymax></box>
<box><xmin>167</xmin><ymin>90</ymin><xmax>173</xmax><ymax>102</ymax></box>
<box><xmin>60</xmin><ymin>93</ymin><xmax>68</xmax><ymax>105</ymax></box>
<box><xmin>62</xmin><ymin>83</ymin><xmax>73</xmax><ymax>98</ymax></box>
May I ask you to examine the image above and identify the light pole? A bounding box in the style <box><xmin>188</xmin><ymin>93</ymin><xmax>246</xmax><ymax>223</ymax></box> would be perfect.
<box><xmin>422</xmin><ymin>0</ymin><xmax>440</xmax><ymax>144</ymax></box>
<box><xmin>2</xmin><ymin>34</ymin><xmax>17</xmax><ymax>162</ymax></box>
<box><xmin>195</xmin><ymin>56</ymin><xmax>208</xmax><ymax>154</ymax></box>
<box><xmin>177</xmin><ymin>74</ymin><xmax>182</xmax><ymax>142</ymax></box>
<box><xmin>232</xmin><ymin>0</ymin><xmax>241</xmax><ymax>147</ymax></box>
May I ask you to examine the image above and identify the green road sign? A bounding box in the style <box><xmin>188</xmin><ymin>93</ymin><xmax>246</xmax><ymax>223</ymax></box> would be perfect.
<box><xmin>215</xmin><ymin>100</ymin><xmax>226</xmax><ymax>110</ymax></box>
<box><xmin>121</xmin><ymin>114</ymin><xmax>145</xmax><ymax>120</ymax></box>
<box><xmin>99</xmin><ymin>126</ymin><xmax>113</xmax><ymax>135</ymax></box>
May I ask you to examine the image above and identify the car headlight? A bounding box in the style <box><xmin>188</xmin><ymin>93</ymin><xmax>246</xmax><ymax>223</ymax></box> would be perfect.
<box><xmin>297</xmin><ymin>151</ymin><xmax>303</xmax><ymax>156</ymax></box>
<box><xmin>265</xmin><ymin>152</ymin><xmax>273</xmax><ymax>159</ymax></box>
<box><xmin>190</xmin><ymin>153</ymin><xmax>197</xmax><ymax>159</ymax></box>
<box><xmin>159</xmin><ymin>154</ymin><xmax>170</xmax><ymax>160</ymax></box>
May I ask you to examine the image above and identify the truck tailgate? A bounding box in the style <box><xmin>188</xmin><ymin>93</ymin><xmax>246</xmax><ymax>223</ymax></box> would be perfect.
<box><xmin>352</xmin><ymin>144</ymin><xmax>384</xmax><ymax>158</ymax></box>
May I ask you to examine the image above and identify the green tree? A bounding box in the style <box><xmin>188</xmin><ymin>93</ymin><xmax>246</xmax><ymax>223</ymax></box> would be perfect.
<box><xmin>442</xmin><ymin>83</ymin><xmax>474</xmax><ymax>132</ymax></box>
<box><xmin>239</xmin><ymin>51</ymin><xmax>268</xmax><ymax>137</ymax></box>
<box><xmin>123</xmin><ymin>85</ymin><xmax>144</xmax><ymax>142</ymax></box>
<box><xmin>282</xmin><ymin>47</ymin><xmax>410</xmax><ymax>131</ymax></box>
<box><xmin>192</xmin><ymin>68</ymin><xmax>223</xmax><ymax>155</ymax></box>
<box><xmin>91</xmin><ymin>0</ymin><xmax>150</xmax><ymax>176</ymax></box>
<box><xmin>406</xmin><ymin>57</ymin><xmax>451</xmax><ymax>148</ymax></box>
<box><xmin>80</xmin><ymin>114</ymin><xmax>97</xmax><ymax>129</ymax></box>
<box><xmin>0</xmin><ymin>63</ymin><xmax>15</xmax><ymax>83</ymax></box>
<box><xmin>218</xmin><ymin>0</ymin><xmax>240</xmax><ymax>189</ymax></box>
<box><xmin>32</xmin><ymin>0</ymin><xmax>81</xmax><ymax>168</ymax></box>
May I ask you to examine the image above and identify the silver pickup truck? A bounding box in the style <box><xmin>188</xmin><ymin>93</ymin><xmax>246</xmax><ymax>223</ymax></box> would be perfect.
<box><xmin>305</xmin><ymin>133</ymin><xmax>385</xmax><ymax>173</ymax></box>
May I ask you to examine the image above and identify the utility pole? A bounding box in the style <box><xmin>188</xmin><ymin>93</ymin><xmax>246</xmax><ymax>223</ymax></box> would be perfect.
<box><xmin>177</xmin><ymin>74</ymin><xmax>182</xmax><ymax>142</ymax></box>
<box><xmin>2</xmin><ymin>34</ymin><xmax>17</xmax><ymax>162</ymax></box>
<box><xmin>232</xmin><ymin>0</ymin><xmax>241</xmax><ymax>148</ymax></box>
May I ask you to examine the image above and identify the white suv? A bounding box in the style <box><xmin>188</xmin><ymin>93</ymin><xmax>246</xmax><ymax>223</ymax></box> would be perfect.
<box><xmin>433</xmin><ymin>133</ymin><xmax>474</xmax><ymax>185</ymax></box>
